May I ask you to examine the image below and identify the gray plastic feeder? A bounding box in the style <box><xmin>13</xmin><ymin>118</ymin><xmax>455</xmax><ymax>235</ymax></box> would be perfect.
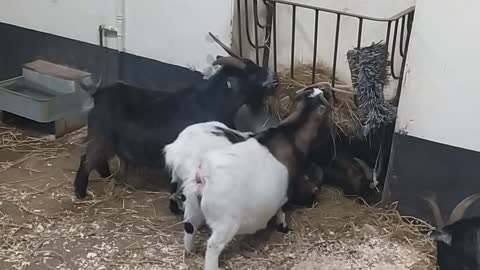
<box><xmin>0</xmin><ymin>60</ymin><xmax>94</xmax><ymax>137</ymax></box>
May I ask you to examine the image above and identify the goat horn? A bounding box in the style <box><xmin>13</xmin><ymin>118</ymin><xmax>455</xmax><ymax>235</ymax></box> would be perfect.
<box><xmin>212</xmin><ymin>56</ymin><xmax>247</xmax><ymax>70</ymax></box>
<box><xmin>420</xmin><ymin>192</ymin><xmax>445</xmax><ymax>229</ymax></box>
<box><xmin>353</xmin><ymin>158</ymin><xmax>374</xmax><ymax>181</ymax></box>
<box><xmin>208</xmin><ymin>32</ymin><xmax>242</xmax><ymax>59</ymax></box>
<box><xmin>446</xmin><ymin>193</ymin><xmax>480</xmax><ymax>225</ymax></box>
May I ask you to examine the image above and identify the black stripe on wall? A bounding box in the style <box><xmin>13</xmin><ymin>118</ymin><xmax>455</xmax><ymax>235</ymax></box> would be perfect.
<box><xmin>0</xmin><ymin>22</ymin><xmax>204</xmax><ymax>90</ymax></box>
<box><xmin>383</xmin><ymin>133</ymin><xmax>480</xmax><ymax>225</ymax></box>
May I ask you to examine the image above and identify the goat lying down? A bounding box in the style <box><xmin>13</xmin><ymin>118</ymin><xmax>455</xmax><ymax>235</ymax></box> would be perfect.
<box><xmin>422</xmin><ymin>193</ymin><xmax>480</xmax><ymax>270</ymax></box>
<box><xmin>178</xmin><ymin>88</ymin><xmax>331</xmax><ymax>270</ymax></box>
<box><xmin>322</xmin><ymin>149</ymin><xmax>379</xmax><ymax>204</ymax></box>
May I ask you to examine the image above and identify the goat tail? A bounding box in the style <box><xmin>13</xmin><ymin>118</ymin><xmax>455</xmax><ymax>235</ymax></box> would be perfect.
<box><xmin>195</xmin><ymin>165</ymin><xmax>206</xmax><ymax>195</ymax></box>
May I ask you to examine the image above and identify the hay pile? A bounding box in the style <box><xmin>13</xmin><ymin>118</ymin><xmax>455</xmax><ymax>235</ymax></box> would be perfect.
<box><xmin>267</xmin><ymin>64</ymin><xmax>363</xmax><ymax>138</ymax></box>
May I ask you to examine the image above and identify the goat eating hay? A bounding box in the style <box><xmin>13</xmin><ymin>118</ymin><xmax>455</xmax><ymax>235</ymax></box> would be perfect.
<box><xmin>267</xmin><ymin>64</ymin><xmax>363</xmax><ymax>138</ymax></box>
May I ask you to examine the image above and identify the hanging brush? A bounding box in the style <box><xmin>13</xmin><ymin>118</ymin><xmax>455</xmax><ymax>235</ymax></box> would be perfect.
<box><xmin>347</xmin><ymin>41</ymin><xmax>396</xmax><ymax>137</ymax></box>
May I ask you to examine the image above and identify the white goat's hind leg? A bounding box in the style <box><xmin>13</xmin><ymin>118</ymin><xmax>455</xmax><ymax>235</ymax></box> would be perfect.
<box><xmin>204</xmin><ymin>222</ymin><xmax>238</xmax><ymax>270</ymax></box>
<box><xmin>275</xmin><ymin>209</ymin><xmax>289</xmax><ymax>233</ymax></box>
<box><xmin>183</xmin><ymin>194</ymin><xmax>204</xmax><ymax>252</ymax></box>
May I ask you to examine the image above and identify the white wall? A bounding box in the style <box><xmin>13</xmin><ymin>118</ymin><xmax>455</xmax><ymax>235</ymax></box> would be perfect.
<box><xmin>0</xmin><ymin>0</ymin><xmax>235</xmax><ymax>71</ymax></box>
<box><xmin>395</xmin><ymin>0</ymin><xmax>480</xmax><ymax>152</ymax></box>
<box><xmin>124</xmin><ymin>0</ymin><xmax>234</xmax><ymax>71</ymax></box>
<box><xmin>0</xmin><ymin>0</ymin><xmax>118</xmax><ymax>49</ymax></box>
<box><xmin>234</xmin><ymin>0</ymin><xmax>415</xmax><ymax>98</ymax></box>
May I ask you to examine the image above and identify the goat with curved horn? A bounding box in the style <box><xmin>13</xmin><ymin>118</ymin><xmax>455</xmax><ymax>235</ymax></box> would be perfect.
<box><xmin>420</xmin><ymin>192</ymin><xmax>445</xmax><ymax>229</ymax></box>
<box><xmin>208</xmin><ymin>32</ymin><xmax>242</xmax><ymax>59</ymax></box>
<box><xmin>353</xmin><ymin>158</ymin><xmax>374</xmax><ymax>184</ymax></box>
<box><xmin>420</xmin><ymin>192</ymin><xmax>480</xmax><ymax>269</ymax></box>
<box><xmin>446</xmin><ymin>193</ymin><xmax>480</xmax><ymax>225</ymax></box>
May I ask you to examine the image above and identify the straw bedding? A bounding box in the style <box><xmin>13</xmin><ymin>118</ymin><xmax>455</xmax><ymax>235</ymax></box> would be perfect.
<box><xmin>0</xmin><ymin>124</ymin><xmax>436</xmax><ymax>269</ymax></box>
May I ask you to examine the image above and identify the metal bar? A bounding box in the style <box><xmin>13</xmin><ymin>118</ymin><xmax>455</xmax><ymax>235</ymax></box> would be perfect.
<box><xmin>290</xmin><ymin>5</ymin><xmax>296</xmax><ymax>79</ymax></box>
<box><xmin>385</xmin><ymin>21</ymin><xmax>392</xmax><ymax>54</ymax></box>
<box><xmin>262</xmin><ymin>3</ymin><xmax>274</xmax><ymax>68</ymax></box>
<box><xmin>272</xmin><ymin>2</ymin><xmax>278</xmax><ymax>73</ymax></box>
<box><xmin>331</xmin><ymin>14</ymin><xmax>341</xmax><ymax>87</ymax></box>
<box><xmin>357</xmin><ymin>18</ymin><xmax>363</xmax><ymax>49</ymax></box>
<box><xmin>390</xmin><ymin>19</ymin><xmax>399</xmax><ymax>79</ymax></box>
<box><xmin>243</xmin><ymin>0</ymin><xmax>266</xmax><ymax>49</ymax></box>
<box><xmin>263</xmin><ymin>0</ymin><xmax>415</xmax><ymax>22</ymax></box>
<box><xmin>237</xmin><ymin>0</ymin><xmax>243</xmax><ymax>57</ymax></box>
<box><xmin>98</xmin><ymin>26</ymin><xmax>104</xmax><ymax>47</ymax></box>
<box><xmin>399</xmin><ymin>15</ymin><xmax>406</xmax><ymax>57</ymax></box>
<box><xmin>312</xmin><ymin>10</ymin><xmax>319</xmax><ymax>84</ymax></box>
<box><xmin>253</xmin><ymin>0</ymin><xmax>260</xmax><ymax>64</ymax></box>
<box><xmin>393</xmin><ymin>11</ymin><xmax>415</xmax><ymax>107</ymax></box>
<box><xmin>254</xmin><ymin>0</ymin><xmax>266</xmax><ymax>28</ymax></box>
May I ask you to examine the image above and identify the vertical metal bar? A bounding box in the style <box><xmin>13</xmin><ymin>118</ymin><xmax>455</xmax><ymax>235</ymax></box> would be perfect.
<box><xmin>272</xmin><ymin>2</ymin><xmax>277</xmax><ymax>73</ymax></box>
<box><xmin>262</xmin><ymin>2</ymin><xmax>274</xmax><ymax>68</ymax></box>
<box><xmin>236</xmin><ymin>0</ymin><xmax>243</xmax><ymax>57</ymax></box>
<box><xmin>385</xmin><ymin>21</ymin><xmax>392</xmax><ymax>53</ymax></box>
<box><xmin>253</xmin><ymin>0</ymin><xmax>260</xmax><ymax>64</ymax></box>
<box><xmin>311</xmin><ymin>10</ymin><xmax>319</xmax><ymax>84</ymax></box>
<box><xmin>357</xmin><ymin>18</ymin><xmax>363</xmax><ymax>49</ymax></box>
<box><xmin>331</xmin><ymin>14</ymin><xmax>341</xmax><ymax>87</ymax></box>
<box><xmin>390</xmin><ymin>19</ymin><xmax>399</xmax><ymax>79</ymax></box>
<box><xmin>290</xmin><ymin>5</ymin><xmax>296</xmax><ymax>79</ymax></box>
<box><xmin>99</xmin><ymin>28</ymin><xmax>103</xmax><ymax>47</ymax></box>
<box><xmin>399</xmin><ymin>16</ymin><xmax>406</xmax><ymax>57</ymax></box>
<box><xmin>254</xmin><ymin>0</ymin><xmax>266</xmax><ymax>28</ymax></box>
<box><xmin>244</xmin><ymin>0</ymin><xmax>255</xmax><ymax>48</ymax></box>
<box><xmin>393</xmin><ymin>11</ymin><xmax>414</xmax><ymax>107</ymax></box>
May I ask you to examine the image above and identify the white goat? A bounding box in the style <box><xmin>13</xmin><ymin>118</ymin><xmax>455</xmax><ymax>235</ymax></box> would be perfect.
<box><xmin>163</xmin><ymin>121</ymin><xmax>253</xmax><ymax>249</ymax></box>
<box><xmin>185</xmin><ymin>88</ymin><xmax>331</xmax><ymax>270</ymax></box>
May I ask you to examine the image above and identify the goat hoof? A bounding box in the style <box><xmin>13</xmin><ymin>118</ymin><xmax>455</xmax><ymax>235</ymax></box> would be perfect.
<box><xmin>275</xmin><ymin>224</ymin><xmax>289</xmax><ymax>234</ymax></box>
<box><xmin>74</xmin><ymin>189</ymin><xmax>87</xmax><ymax>199</ymax></box>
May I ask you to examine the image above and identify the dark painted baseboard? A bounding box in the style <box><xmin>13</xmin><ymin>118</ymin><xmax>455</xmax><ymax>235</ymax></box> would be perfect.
<box><xmin>0</xmin><ymin>22</ymin><xmax>203</xmax><ymax>90</ymax></box>
<box><xmin>383</xmin><ymin>133</ymin><xmax>480</xmax><ymax>225</ymax></box>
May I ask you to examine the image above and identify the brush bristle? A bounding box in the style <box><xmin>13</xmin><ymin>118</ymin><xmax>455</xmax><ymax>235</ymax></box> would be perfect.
<box><xmin>347</xmin><ymin>42</ymin><xmax>396</xmax><ymax>136</ymax></box>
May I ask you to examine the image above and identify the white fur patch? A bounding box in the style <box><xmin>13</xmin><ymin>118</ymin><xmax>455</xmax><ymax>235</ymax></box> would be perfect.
<box><xmin>309</xmin><ymin>88</ymin><xmax>323</xmax><ymax>98</ymax></box>
<box><xmin>202</xmin><ymin>65</ymin><xmax>222</xmax><ymax>80</ymax></box>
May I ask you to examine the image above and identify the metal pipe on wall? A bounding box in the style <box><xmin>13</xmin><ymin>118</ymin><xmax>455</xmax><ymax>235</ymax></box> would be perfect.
<box><xmin>116</xmin><ymin>0</ymin><xmax>126</xmax><ymax>52</ymax></box>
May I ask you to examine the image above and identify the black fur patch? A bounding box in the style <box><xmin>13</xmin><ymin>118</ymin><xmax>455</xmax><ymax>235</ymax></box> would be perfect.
<box><xmin>275</xmin><ymin>223</ymin><xmax>289</xmax><ymax>234</ymax></box>
<box><xmin>211</xmin><ymin>126</ymin><xmax>253</xmax><ymax>144</ymax></box>
<box><xmin>169</xmin><ymin>199</ymin><xmax>183</xmax><ymax>215</ymax></box>
<box><xmin>184</xmin><ymin>222</ymin><xmax>194</xmax><ymax>234</ymax></box>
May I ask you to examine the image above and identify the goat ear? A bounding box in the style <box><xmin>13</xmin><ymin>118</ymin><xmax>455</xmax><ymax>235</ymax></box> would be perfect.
<box><xmin>429</xmin><ymin>230</ymin><xmax>452</xmax><ymax>246</ymax></box>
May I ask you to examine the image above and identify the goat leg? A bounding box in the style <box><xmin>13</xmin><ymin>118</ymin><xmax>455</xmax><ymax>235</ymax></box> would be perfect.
<box><xmin>74</xmin><ymin>155</ymin><xmax>90</xmax><ymax>199</ymax></box>
<box><xmin>183</xmin><ymin>194</ymin><xmax>204</xmax><ymax>252</ymax></box>
<box><xmin>274</xmin><ymin>205</ymin><xmax>289</xmax><ymax>233</ymax></box>
<box><xmin>204</xmin><ymin>222</ymin><xmax>238</xmax><ymax>270</ymax></box>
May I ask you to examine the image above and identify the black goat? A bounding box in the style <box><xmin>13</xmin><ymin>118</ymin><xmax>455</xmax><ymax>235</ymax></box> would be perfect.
<box><xmin>73</xmin><ymin>32</ymin><xmax>278</xmax><ymax>204</ymax></box>
<box><xmin>320</xmin><ymin>149</ymin><xmax>380</xmax><ymax>204</ymax></box>
<box><xmin>422</xmin><ymin>193</ymin><xmax>480</xmax><ymax>270</ymax></box>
